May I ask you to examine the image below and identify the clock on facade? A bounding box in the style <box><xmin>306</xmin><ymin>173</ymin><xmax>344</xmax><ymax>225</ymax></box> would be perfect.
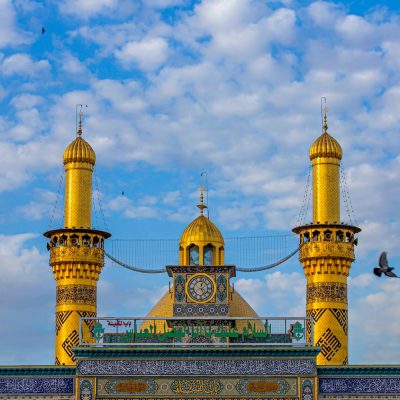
<box><xmin>185</xmin><ymin>273</ymin><xmax>216</xmax><ymax>303</ymax></box>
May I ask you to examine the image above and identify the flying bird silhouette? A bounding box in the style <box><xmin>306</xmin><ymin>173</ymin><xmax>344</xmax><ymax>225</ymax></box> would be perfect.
<box><xmin>374</xmin><ymin>251</ymin><xmax>399</xmax><ymax>278</ymax></box>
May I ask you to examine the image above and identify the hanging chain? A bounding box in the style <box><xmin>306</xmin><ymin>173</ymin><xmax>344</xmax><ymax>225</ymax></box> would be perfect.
<box><xmin>340</xmin><ymin>165</ymin><xmax>358</xmax><ymax>226</ymax></box>
<box><xmin>296</xmin><ymin>166</ymin><xmax>312</xmax><ymax>226</ymax></box>
<box><xmin>48</xmin><ymin>172</ymin><xmax>64</xmax><ymax>229</ymax></box>
<box><xmin>303</xmin><ymin>166</ymin><xmax>312</xmax><ymax>225</ymax></box>
<box><xmin>339</xmin><ymin>166</ymin><xmax>351</xmax><ymax>224</ymax></box>
<box><xmin>92</xmin><ymin>180</ymin><xmax>100</xmax><ymax>229</ymax></box>
<box><xmin>94</xmin><ymin>168</ymin><xmax>109</xmax><ymax>231</ymax></box>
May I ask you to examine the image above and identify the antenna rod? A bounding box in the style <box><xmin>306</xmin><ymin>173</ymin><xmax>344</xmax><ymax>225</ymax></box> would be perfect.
<box><xmin>75</xmin><ymin>104</ymin><xmax>88</xmax><ymax>135</ymax></box>
<box><xmin>320</xmin><ymin>97</ymin><xmax>327</xmax><ymax>133</ymax></box>
<box><xmin>200</xmin><ymin>171</ymin><xmax>209</xmax><ymax>218</ymax></box>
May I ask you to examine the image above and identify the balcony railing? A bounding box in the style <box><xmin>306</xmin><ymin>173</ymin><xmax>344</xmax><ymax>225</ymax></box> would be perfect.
<box><xmin>79</xmin><ymin>317</ymin><xmax>313</xmax><ymax>347</ymax></box>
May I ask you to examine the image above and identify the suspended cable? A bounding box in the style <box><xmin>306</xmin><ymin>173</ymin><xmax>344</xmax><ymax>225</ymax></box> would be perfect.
<box><xmin>340</xmin><ymin>165</ymin><xmax>358</xmax><ymax>226</ymax></box>
<box><xmin>236</xmin><ymin>247</ymin><xmax>299</xmax><ymax>272</ymax></box>
<box><xmin>93</xmin><ymin>168</ymin><xmax>109</xmax><ymax>231</ymax></box>
<box><xmin>104</xmin><ymin>246</ymin><xmax>299</xmax><ymax>274</ymax></box>
<box><xmin>296</xmin><ymin>166</ymin><xmax>312</xmax><ymax>227</ymax></box>
<box><xmin>48</xmin><ymin>172</ymin><xmax>64</xmax><ymax>229</ymax></box>
<box><xmin>105</xmin><ymin>251</ymin><xmax>166</xmax><ymax>274</ymax></box>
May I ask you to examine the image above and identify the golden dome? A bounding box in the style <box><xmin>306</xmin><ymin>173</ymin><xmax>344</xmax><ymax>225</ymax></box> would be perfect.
<box><xmin>180</xmin><ymin>214</ymin><xmax>224</xmax><ymax>246</ymax></box>
<box><xmin>63</xmin><ymin>136</ymin><xmax>96</xmax><ymax>165</ymax></box>
<box><xmin>309</xmin><ymin>114</ymin><xmax>342</xmax><ymax>160</ymax></box>
<box><xmin>141</xmin><ymin>289</ymin><xmax>260</xmax><ymax>332</ymax></box>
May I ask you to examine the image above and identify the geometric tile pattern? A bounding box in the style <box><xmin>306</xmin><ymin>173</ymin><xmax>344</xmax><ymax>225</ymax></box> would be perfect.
<box><xmin>56</xmin><ymin>311</ymin><xmax>73</xmax><ymax>335</ymax></box>
<box><xmin>330</xmin><ymin>309</ymin><xmax>348</xmax><ymax>335</ymax></box>
<box><xmin>61</xmin><ymin>330</ymin><xmax>79</xmax><ymax>363</ymax></box>
<box><xmin>78</xmin><ymin>310</ymin><xmax>96</xmax><ymax>333</ymax></box>
<box><xmin>316</xmin><ymin>328</ymin><xmax>342</xmax><ymax>362</ymax></box>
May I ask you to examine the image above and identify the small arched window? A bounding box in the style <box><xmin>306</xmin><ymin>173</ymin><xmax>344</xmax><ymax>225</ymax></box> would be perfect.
<box><xmin>204</xmin><ymin>244</ymin><xmax>214</xmax><ymax>266</ymax></box>
<box><xmin>189</xmin><ymin>245</ymin><xmax>199</xmax><ymax>266</ymax></box>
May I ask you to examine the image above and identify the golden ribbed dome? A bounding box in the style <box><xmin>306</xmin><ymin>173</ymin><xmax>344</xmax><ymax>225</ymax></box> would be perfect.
<box><xmin>180</xmin><ymin>214</ymin><xmax>224</xmax><ymax>246</ymax></box>
<box><xmin>309</xmin><ymin>132</ymin><xmax>342</xmax><ymax>160</ymax></box>
<box><xmin>63</xmin><ymin>136</ymin><xmax>96</xmax><ymax>165</ymax></box>
<box><xmin>309</xmin><ymin>113</ymin><xmax>342</xmax><ymax>160</ymax></box>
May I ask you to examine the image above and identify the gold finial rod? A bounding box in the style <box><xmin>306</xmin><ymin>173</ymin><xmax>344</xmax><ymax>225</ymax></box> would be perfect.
<box><xmin>323</xmin><ymin>105</ymin><xmax>328</xmax><ymax>134</ymax></box>
<box><xmin>197</xmin><ymin>185</ymin><xmax>207</xmax><ymax>215</ymax></box>
<box><xmin>77</xmin><ymin>111</ymin><xmax>83</xmax><ymax>136</ymax></box>
<box><xmin>76</xmin><ymin>104</ymin><xmax>87</xmax><ymax>137</ymax></box>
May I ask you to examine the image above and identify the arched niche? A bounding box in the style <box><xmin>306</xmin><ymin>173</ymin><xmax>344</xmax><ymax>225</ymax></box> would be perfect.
<box><xmin>188</xmin><ymin>244</ymin><xmax>199</xmax><ymax>266</ymax></box>
<box><xmin>204</xmin><ymin>244</ymin><xmax>214</xmax><ymax>266</ymax></box>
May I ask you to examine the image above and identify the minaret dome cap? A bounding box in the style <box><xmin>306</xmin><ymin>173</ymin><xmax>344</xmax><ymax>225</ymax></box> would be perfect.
<box><xmin>309</xmin><ymin>113</ymin><xmax>342</xmax><ymax>160</ymax></box>
<box><xmin>63</xmin><ymin>136</ymin><xmax>96</xmax><ymax>165</ymax></box>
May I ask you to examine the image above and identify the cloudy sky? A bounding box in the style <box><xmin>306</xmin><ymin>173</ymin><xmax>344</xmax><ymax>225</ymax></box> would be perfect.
<box><xmin>1</xmin><ymin>0</ymin><xmax>400</xmax><ymax>365</ymax></box>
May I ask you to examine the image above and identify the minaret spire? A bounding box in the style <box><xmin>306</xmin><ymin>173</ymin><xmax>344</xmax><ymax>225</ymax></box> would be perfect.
<box><xmin>293</xmin><ymin>108</ymin><xmax>360</xmax><ymax>366</ymax></box>
<box><xmin>44</xmin><ymin>109</ymin><xmax>110</xmax><ymax>366</ymax></box>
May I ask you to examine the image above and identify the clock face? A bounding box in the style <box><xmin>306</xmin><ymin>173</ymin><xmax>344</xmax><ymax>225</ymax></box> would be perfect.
<box><xmin>186</xmin><ymin>274</ymin><xmax>216</xmax><ymax>303</ymax></box>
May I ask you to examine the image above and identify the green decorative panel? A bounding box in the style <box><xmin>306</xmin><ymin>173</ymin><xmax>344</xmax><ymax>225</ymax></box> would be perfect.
<box><xmin>97</xmin><ymin>376</ymin><xmax>298</xmax><ymax>397</ymax></box>
<box><xmin>216</xmin><ymin>274</ymin><xmax>227</xmax><ymax>302</ymax></box>
<box><xmin>174</xmin><ymin>274</ymin><xmax>185</xmax><ymax>302</ymax></box>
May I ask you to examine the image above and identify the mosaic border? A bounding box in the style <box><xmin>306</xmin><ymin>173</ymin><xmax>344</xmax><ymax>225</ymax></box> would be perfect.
<box><xmin>77</xmin><ymin>358</ymin><xmax>316</xmax><ymax>376</ymax></box>
<box><xmin>0</xmin><ymin>377</ymin><xmax>74</xmax><ymax>394</ymax></box>
<box><xmin>319</xmin><ymin>377</ymin><xmax>400</xmax><ymax>394</ymax></box>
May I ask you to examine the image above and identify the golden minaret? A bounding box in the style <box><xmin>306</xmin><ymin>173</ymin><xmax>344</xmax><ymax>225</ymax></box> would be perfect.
<box><xmin>293</xmin><ymin>110</ymin><xmax>360</xmax><ymax>365</ymax></box>
<box><xmin>44</xmin><ymin>112</ymin><xmax>110</xmax><ymax>365</ymax></box>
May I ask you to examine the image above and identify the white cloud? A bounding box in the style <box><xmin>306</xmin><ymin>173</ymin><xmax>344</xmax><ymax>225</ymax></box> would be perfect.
<box><xmin>0</xmin><ymin>0</ymin><xmax>30</xmax><ymax>48</ymax></box>
<box><xmin>11</xmin><ymin>94</ymin><xmax>42</xmax><ymax>110</ymax></box>
<box><xmin>162</xmin><ymin>190</ymin><xmax>181</xmax><ymax>205</ymax></box>
<box><xmin>0</xmin><ymin>53</ymin><xmax>50</xmax><ymax>76</ymax></box>
<box><xmin>60</xmin><ymin>52</ymin><xmax>90</xmax><ymax>76</ymax></box>
<box><xmin>335</xmin><ymin>15</ymin><xmax>375</xmax><ymax>45</ymax></box>
<box><xmin>350</xmin><ymin>275</ymin><xmax>400</xmax><ymax>363</ymax></box>
<box><xmin>308</xmin><ymin>1</ymin><xmax>341</xmax><ymax>27</ymax></box>
<box><xmin>235</xmin><ymin>271</ymin><xmax>306</xmax><ymax>316</ymax></box>
<box><xmin>191</xmin><ymin>1</ymin><xmax>296</xmax><ymax>60</ymax></box>
<box><xmin>115</xmin><ymin>37</ymin><xmax>169</xmax><ymax>70</ymax></box>
<box><xmin>0</xmin><ymin>234</ymin><xmax>53</xmax><ymax>364</ymax></box>
<box><xmin>108</xmin><ymin>195</ymin><xmax>160</xmax><ymax>219</ymax></box>
<box><xmin>59</xmin><ymin>0</ymin><xmax>118</xmax><ymax>18</ymax></box>
<box><xmin>147</xmin><ymin>0</ymin><xmax>185</xmax><ymax>8</ymax></box>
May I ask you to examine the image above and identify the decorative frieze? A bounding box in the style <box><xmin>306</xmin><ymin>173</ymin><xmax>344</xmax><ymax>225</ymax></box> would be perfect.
<box><xmin>77</xmin><ymin>358</ymin><xmax>316</xmax><ymax>376</ymax></box>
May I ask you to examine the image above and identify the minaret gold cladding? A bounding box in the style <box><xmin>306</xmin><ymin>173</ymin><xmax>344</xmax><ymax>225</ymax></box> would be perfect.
<box><xmin>293</xmin><ymin>114</ymin><xmax>360</xmax><ymax>365</ymax></box>
<box><xmin>64</xmin><ymin>162</ymin><xmax>93</xmax><ymax>229</ymax></box>
<box><xmin>44</xmin><ymin>127</ymin><xmax>110</xmax><ymax>365</ymax></box>
<box><xmin>312</xmin><ymin>156</ymin><xmax>340</xmax><ymax>224</ymax></box>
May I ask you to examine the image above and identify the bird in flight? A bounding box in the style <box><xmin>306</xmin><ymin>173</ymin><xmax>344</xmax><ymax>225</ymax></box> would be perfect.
<box><xmin>373</xmin><ymin>251</ymin><xmax>398</xmax><ymax>278</ymax></box>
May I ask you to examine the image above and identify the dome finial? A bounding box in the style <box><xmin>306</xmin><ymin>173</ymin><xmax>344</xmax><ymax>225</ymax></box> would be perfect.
<box><xmin>323</xmin><ymin>105</ymin><xmax>329</xmax><ymax>134</ymax></box>
<box><xmin>76</xmin><ymin>104</ymin><xmax>88</xmax><ymax>137</ymax></box>
<box><xmin>77</xmin><ymin>110</ymin><xmax>83</xmax><ymax>136</ymax></box>
<box><xmin>197</xmin><ymin>186</ymin><xmax>207</xmax><ymax>215</ymax></box>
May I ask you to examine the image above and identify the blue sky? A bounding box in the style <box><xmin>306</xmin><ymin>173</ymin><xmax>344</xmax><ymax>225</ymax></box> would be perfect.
<box><xmin>1</xmin><ymin>0</ymin><xmax>400</xmax><ymax>365</ymax></box>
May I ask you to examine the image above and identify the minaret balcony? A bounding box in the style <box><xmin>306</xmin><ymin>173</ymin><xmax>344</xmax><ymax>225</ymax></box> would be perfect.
<box><xmin>299</xmin><ymin>241</ymin><xmax>354</xmax><ymax>261</ymax></box>
<box><xmin>292</xmin><ymin>223</ymin><xmax>360</xmax><ymax>262</ymax></box>
<box><xmin>49</xmin><ymin>245</ymin><xmax>104</xmax><ymax>265</ymax></box>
